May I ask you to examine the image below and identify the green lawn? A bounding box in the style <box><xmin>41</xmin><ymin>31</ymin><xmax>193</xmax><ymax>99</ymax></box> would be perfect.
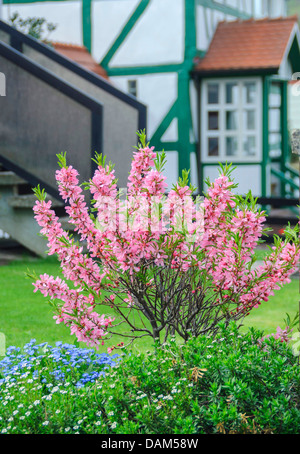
<box><xmin>0</xmin><ymin>250</ymin><xmax>299</xmax><ymax>353</ymax></box>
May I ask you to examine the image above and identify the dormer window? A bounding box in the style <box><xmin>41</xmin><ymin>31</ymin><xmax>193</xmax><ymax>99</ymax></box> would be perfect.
<box><xmin>201</xmin><ymin>78</ymin><xmax>262</xmax><ymax>161</ymax></box>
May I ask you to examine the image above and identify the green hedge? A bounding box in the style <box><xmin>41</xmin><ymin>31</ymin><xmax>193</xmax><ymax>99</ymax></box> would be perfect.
<box><xmin>95</xmin><ymin>322</ymin><xmax>300</xmax><ymax>434</ymax></box>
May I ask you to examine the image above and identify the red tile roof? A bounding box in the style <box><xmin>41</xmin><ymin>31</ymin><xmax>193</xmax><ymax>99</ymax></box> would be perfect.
<box><xmin>51</xmin><ymin>42</ymin><xmax>109</xmax><ymax>80</ymax></box>
<box><xmin>194</xmin><ymin>16</ymin><xmax>299</xmax><ymax>74</ymax></box>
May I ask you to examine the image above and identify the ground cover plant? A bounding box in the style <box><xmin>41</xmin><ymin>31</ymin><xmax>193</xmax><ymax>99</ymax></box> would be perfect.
<box><xmin>0</xmin><ymin>339</ymin><xmax>119</xmax><ymax>434</ymax></box>
<box><xmin>31</xmin><ymin>131</ymin><xmax>300</xmax><ymax>352</ymax></box>
<box><xmin>0</xmin><ymin>323</ymin><xmax>299</xmax><ymax>434</ymax></box>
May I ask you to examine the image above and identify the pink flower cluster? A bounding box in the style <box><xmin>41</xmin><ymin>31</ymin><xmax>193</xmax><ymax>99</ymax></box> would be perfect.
<box><xmin>259</xmin><ymin>325</ymin><xmax>292</xmax><ymax>345</ymax></box>
<box><xmin>33</xmin><ymin>273</ymin><xmax>113</xmax><ymax>347</ymax></box>
<box><xmin>32</xmin><ymin>137</ymin><xmax>300</xmax><ymax>348</ymax></box>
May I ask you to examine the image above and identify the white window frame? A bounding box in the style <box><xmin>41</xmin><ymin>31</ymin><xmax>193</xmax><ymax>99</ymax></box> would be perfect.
<box><xmin>201</xmin><ymin>77</ymin><xmax>262</xmax><ymax>163</ymax></box>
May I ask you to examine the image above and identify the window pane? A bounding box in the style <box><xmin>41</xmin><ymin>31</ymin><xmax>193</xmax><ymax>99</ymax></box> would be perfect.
<box><xmin>208</xmin><ymin>137</ymin><xmax>219</xmax><ymax>156</ymax></box>
<box><xmin>244</xmin><ymin>110</ymin><xmax>255</xmax><ymax>130</ymax></box>
<box><xmin>243</xmin><ymin>136</ymin><xmax>256</xmax><ymax>156</ymax></box>
<box><xmin>269</xmin><ymin>108</ymin><xmax>281</xmax><ymax>132</ymax></box>
<box><xmin>208</xmin><ymin>112</ymin><xmax>219</xmax><ymax>130</ymax></box>
<box><xmin>269</xmin><ymin>133</ymin><xmax>282</xmax><ymax>158</ymax></box>
<box><xmin>207</xmin><ymin>84</ymin><xmax>219</xmax><ymax>104</ymax></box>
<box><xmin>226</xmin><ymin>137</ymin><xmax>238</xmax><ymax>157</ymax></box>
<box><xmin>128</xmin><ymin>80</ymin><xmax>137</xmax><ymax>97</ymax></box>
<box><xmin>226</xmin><ymin>111</ymin><xmax>238</xmax><ymax>130</ymax></box>
<box><xmin>226</xmin><ymin>83</ymin><xmax>238</xmax><ymax>104</ymax></box>
<box><xmin>244</xmin><ymin>82</ymin><xmax>256</xmax><ymax>104</ymax></box>
<box><xmin>269</xmin><ymin>83</ymin><xmax>281</xmax><ymax>108</ymax></box>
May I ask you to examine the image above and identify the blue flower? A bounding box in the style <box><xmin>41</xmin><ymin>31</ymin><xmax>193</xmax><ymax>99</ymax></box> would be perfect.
<box><xmin>0</xmin><ymin>339</ymin><xmax>121</xmax><ymax>390</ymax></box>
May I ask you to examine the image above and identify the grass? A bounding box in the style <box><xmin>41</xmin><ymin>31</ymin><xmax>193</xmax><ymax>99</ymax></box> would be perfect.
<box><xmin>0</xmin><ymin>247</ymin><xmax>299</xmax><ymax>354</ymax></box>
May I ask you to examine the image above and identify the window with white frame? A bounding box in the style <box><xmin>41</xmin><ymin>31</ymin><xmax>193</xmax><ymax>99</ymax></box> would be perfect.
<box><xmin>201</xmin><ymin>78</ymin><xmax>262</xmax><ymax>162</ymax></box>
<box><xmin>128</xmin><ymin>79</ymin><xmax>137</xmax><ymax>97</ymax></box>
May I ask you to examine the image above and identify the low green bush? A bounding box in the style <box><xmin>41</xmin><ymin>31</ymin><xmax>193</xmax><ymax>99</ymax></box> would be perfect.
<box><xmin>0</xmin><ymin>322</ymin><xmax>299</xmax><ymax>434</ymax></box>
<box><xmin>94</xmin><ymin>322</ymin><xmax>300</xmax><ymax>434</ymax></box>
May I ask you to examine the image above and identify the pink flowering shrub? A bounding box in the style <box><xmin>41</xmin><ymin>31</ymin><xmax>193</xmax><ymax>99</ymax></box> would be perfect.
<box><xmin>31</xmin><ymin>131</ymin><xmax>300</xmax><ymax>349</ymax></box>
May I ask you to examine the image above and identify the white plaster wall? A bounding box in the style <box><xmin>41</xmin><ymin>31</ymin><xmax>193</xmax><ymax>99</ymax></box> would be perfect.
<box><xmin>203</xmin><ymin>164</ymin><xmax>262</xmax><ymax>196</ymax></box>
<box><xmin>2</xmin><ymin>1</ymin><xmax>82</xmax><ymax>45</ymax></box>
<box><xmin>190</xmin><ymin>151</ymin><xmax>199</xmax><ymax>191</ymax></box>
<box><xmin>161</xmin><ymin>118</ymin><xmax>178</xmax><ymax>142</ymax></box>
<box><xmin>289</xmin><ymin>83</ymin><xmax>300</xmax><ymax>130</ymax></box>
<box><xmin>109</xmin><ymin>0</ymin><xmax>185</xmax><ymax>67</ymax></box>
<box><xmin>196</xmin><ymin>5</ymin><xmax>210</xmax><ymax>51</ymax></box>
<box><xmin>162</xmin><ymin>150</ymin><xmax>179</xmax><ymax>190</ymax></box>
<box><xmin>91</xmin><ymin>0</ymin><xmax>140</xmax><ymax>62</ymax></box>
<box><xmin>111</xmin><ymin>72</ymin><xmax>178</xmax><ymax>138</ymax></box>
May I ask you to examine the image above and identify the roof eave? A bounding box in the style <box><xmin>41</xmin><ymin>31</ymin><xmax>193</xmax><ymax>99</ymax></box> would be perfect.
<box><xmin>190</xmin><ymin>67</ymin><xmax>278</xmax><ymax>80</ymax></box>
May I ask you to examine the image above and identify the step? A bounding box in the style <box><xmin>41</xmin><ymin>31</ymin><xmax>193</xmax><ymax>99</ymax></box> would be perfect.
<box><xmin>59</xmin><ymin>216</ymin><xmax>75</xmax><ymax>232</ymax></box>
<box><xmin>0</xmin><ymin>171</ymin><xmax>26</xmax><ymax>186</ymax></box>
<box><xmin>8</xmin><ymin>194</ymin><xmax>64</xmax><ymax>209</ymax></box>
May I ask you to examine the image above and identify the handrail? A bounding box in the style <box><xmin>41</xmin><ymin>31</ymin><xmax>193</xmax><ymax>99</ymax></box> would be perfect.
<box><xmin>270</xmin><ymin>167</ymin><xmax>299</xmax><ymax>190</ymax></box>
<box><xmin>284</xmin><ymin>163</ymin><xmax>299</xmax><ymax>179</ymax></box>
<box><xmin>0</xmin><ymin>19</ymin><xmax>147</xmax><ymax>131</ymax></box>
<box><xmin>0</xmin><ymin>40</ymin><xmax>103</xmax><ymax>200</ymax></box>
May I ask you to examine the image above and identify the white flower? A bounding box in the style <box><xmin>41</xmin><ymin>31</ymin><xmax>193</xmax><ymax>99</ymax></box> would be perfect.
<box><xmin>111</xmin><ymin>422</ymin><xmax>117</xmax><ymax>429</ymax></box>
<box><xmin>42</xmin><ymin>421</ymin><xmax>49</xmax><ymax>426</ymax></box>
<box><xmin>33</xmin><ymin>400</ymin><xmax>40</xmax><ymax>406</ymax></box>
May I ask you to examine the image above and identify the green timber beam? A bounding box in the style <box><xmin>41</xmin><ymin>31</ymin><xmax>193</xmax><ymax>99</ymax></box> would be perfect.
<box><xmin>147</xmin><ymin>0</ymin><xmax>197</xmax><ymax>178</ymax></box>
<box><xmin>82</xmin><ymin>0</ymin><xmax>92</xmax><ymax>52</ymax></box>
<box><xmin>177</xmin><ymin>0</ymin><xmax>197</xmax><ymax>175</ymax></box>
<box><xmin>262</xmin><ymin>76</ymin><xmax>270</xmax><ymax>197</ymax></box>
<box><xmin>195</xmin><ymin>0</ymin><xmax>252</xmax><ymax>19</ymax></box>
<box><xmin>100</xmin><ymin>0</ymin><xmax>151</xmax><ymax>68</ymax></box>
<box><xmin>103</xmin><ymin>64</ymin><xmax>183</xmax><ymax>77</ymax></box>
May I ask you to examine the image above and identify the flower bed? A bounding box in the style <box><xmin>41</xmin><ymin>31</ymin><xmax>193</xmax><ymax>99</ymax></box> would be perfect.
<box><xmin>0</xmin><ymin>324</ymin><xmax>299</xmax><ymax>434</ymax></box>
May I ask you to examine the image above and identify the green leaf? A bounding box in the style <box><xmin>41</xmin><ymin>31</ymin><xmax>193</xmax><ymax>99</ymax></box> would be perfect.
<box><xmin>32</xmin><ymin>184</ymin><xmax>46</xmax><ymax>202</ymax></box>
